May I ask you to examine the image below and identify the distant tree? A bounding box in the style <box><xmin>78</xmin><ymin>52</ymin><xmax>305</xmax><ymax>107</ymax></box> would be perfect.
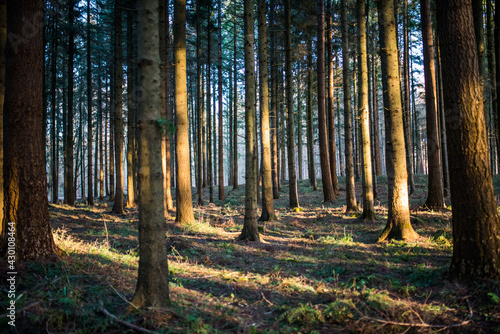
<box><xmin>2</xmin><ymin>0</ymin><xmax>57</xmax><ymax>260</ymax></box>
<box><xmin>377</xmin><ymin>0</ymin><xmax>418</xmax><ymax>242</ymax></box>
<box><xmin>130</xmin><ymin>0</ymin><xmax>169</xmax><ymax>308</ymax></box>
<box><xmin>421</xmin><ymin>0</ymin><xmax>445</xmax><ymax>210</ymax></box>
<box><xmin>174</xmin><ymin>0</ymin><xmax>195</xmax><ymax>224</ymax></box>
<box><xmin>436</xmin><ymin>0</ymin><xmax>500</xmax><ymax>279</ymax></box>
<box><xmin>357</xmin><ymin>0</ymin><xmax>375</xmax><ymax>220</ymax></box>
<box><xmin>239</xmin><ymin>0</ymin><xmax>260</xmax><ymax>241</ymax></box>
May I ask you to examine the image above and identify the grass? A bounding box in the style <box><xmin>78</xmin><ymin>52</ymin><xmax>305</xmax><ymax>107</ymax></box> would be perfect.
<box><xmin>1</xmin><ymin>175</ymin><xmax>500</xmax><ymax>333</ymax></box>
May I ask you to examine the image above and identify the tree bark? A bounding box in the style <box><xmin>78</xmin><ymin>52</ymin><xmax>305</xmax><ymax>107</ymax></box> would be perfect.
<box><xmin>306</xmin><ymin>37</ymin><xmax>317</xmax><ymax>190</ymax></box>
<box><xmin>377</xmin><ymin>0</ymin><xmax>418</xmax><ymax>242</ymax></box>
<box><xmin>174</xmin><ymin>0</ymin><xmax>195</xmax><ymax>224</ymax></box>
<box><xmin>270</xmin><ymin>0</ymin><xmax>279</xmax><ymax>197</ymax></box>
<box><xmin>239</xmin><ymin>0</ymin><xmax>260</xmax><ymax>241</ymax></box>
<box><xmin>65</xmin><ymin>0</ymin><xmax>75</xmax><ymax>206</ymax></box>
<box><xmin>341</xmin><ymin>0</ymin><xmax>358</xmax><ymax>212</ymax></box>
<box><xmin>3</xmin><ymin>0</ymin><xmax>57</xmax><ymax>261</ymax></box>
<box><xmin>357</xmin><ymin>0</ymin><xmax>375</xmax><ymax>219</ymax></box>
<box><xmin>421</xmin><ymin>0</ymin><xmax>445</xmax><ymax>210</ymax></box>
<box><xmin>130</xmin><ymin>0</ymin><xmax>169</xmax><ymax>308</ymax></box>
<box><xmin>218</xmin><ymin>0</ymin><xmax>225</xmax><ymax>200</ymax></box>
<box><xmin>436</xmin><ymin>0</ymin><xmax>500</xmax><ymax>279</ymax></box>
<box><xmin>87</xmin><ymin>0</ymin><xmax>93</xmax><ymax>206</ymax></box>
<box><xmin>127</xmin><ymin>7</ymin><xmax>136</xmax><ymax>208</ymax></box>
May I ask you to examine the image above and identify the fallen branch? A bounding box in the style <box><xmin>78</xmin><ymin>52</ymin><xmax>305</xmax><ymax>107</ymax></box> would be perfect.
<box><xmin>100</xmin><ymin>306</ymin><xmax>160</xmax><ymax>334</ymax></box>
<box><xmin>0</xmin><ymin>302</ymin><xmax>40</xmax><ymax>317</ymax></box>
<box><xmin>360</xmin><ymin>316</ymin><xmax>470</xmax><ymax>329</ymax></box>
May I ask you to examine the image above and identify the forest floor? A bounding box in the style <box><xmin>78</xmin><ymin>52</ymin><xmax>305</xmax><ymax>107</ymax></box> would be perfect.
<box><xmin>2</xmin><ymin>175</ymin><xmax>500</xmax><ymax>333</ymax></box>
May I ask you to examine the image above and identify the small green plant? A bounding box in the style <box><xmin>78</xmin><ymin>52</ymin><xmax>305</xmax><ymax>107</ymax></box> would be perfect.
<box><xmin>281</xmin><ymin>303</ymin><xmax>324</xmax><ymax>325</ymax></box>
<box><xmin>488</xmin><ymin>292</ymin><xmax>500</xmax><ymax>304</ymax></box>
<box><xmin>324</xmin><ymin>299</ymin><xmax>354</xmax><ymax>323</ymax></box>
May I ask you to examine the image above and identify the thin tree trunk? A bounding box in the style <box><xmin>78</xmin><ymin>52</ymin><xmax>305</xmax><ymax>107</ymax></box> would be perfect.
<box><xmin>341</xmin><ymin>0</ymin><xmax>358</xmax><ymax>212</ymax></box>
<box><xmin>270</xmin><ymin>0</ymin><xmax>279</xmax><ymax>197</ymax></box>
<box><xmin>233</xmin><ymin>4</ymin><xmax>238</xmax><ymax>190</ymax></box>
<box><xmin>357</xmin><ymin>0</ymin><xmax>375</xmax><ymax>219</ymax></box>
<box><xmin>127</xmin><ymin>7</ymin><xmax>136</xmax><ymax>208</ymax></box>
<box><xmin>51</xmin><ymin>14</ymin><xmax>58</xmax><ymax>204</ymax></box>
<box><xmin>65</xmin><ymin>0</ymin><xmax>75</xmax><ymax>206</ymax></box>
<box><xmin>306</xmin><ymin>38</ymin><xmax>317</xmax><ymax>190</ymax></box>
<box><xmin>218</xmin><ymin>0</ymin><xmax>224</xmax><ymax>200</ymax></box>
<box><xmin>327</xmin><ymin>0</ymin><xmax>338</xmax><ymax>195</ymax></box>
<box><xmin>196</xmin><ymin>0</ymin><xmax>204</xmax><ymax>205</ymax></box>
<box><xmin>87</xmin><ymin>0</ymin><xmax>93</xmax><ymax>206</ymax></box>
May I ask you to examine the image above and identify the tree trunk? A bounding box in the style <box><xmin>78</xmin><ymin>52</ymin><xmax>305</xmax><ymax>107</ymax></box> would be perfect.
<box><xmin>258</xmin><ymin>0</ymin><xmax>275</xmax><ymax>221</ymax></box>
<box><xmin>306</xmin><ymin>37</ymin><xmax>317</xmax><ymax>190</ymax></box>
<box><xmin>239</xmin><ymin>0</ymin><xmax>260</xmax><ymax>241</ymax></box>
<box><xmin>127</xmin><ymin>7</ymin><xmax>136</xmax><ymax>208</ymax></box>
<box><xmin>130</xmin><ymin>0</ymin><xmax>169</xmax><ymax>308</ymax></box>
<box><xmin>207</xmin><ymin>11</ymin><xmax>213</xmax><ymax>203</ymax></box>
<box><xmin>51</xmin><ymin>13</ymin><xmax>58</xmax><ymax>203</ymax></box>
<box><xmin>218</xmin><ymin>0</ymin><xmax>225</xmax><ymax>200</ymax></box>
<box><xmin>233</xmin><ymin>4</ymin><xmax>239</xmax><ymax>190</ymax></box>
<box><xmin>174</xmin><ymin>0</ymin><xmax>195</xmax><ymax>224</ymax></box>
<box><xmin>164</xmin><ymin>2</ymin><xmax>174</xmax><ymax>211</ymax></box>
<box><xmin>2</xmin><ymin>0</ymin><xmax>57</xmax><ymax>261</ymax></box>
<box><xmin>341</xmin><ymin>0</ymin><xmax>358</xmax><ymax>212</ymax></box>
<box><xmin>377</xmin><ymin>0</ymin><xmax>418</xmax><ymax>242</ymax></box>
<box><xmin>270</xmin><ymin>0</ymin><xmax>279</xmax><ymax>197</ymax></box>
<box><xmin>112</xmin><ymin>0</ymin><xmax>124</xmax><ymax>214</ymax></box>
<box><xmin>327</xmin><ymin>0</ymin><xmax>338</xmax><ymax>195</ymax></box>
<box><xmin>357</xmin><ymin>0</ymin><xmax>375</xmax><ymax>220</ymax></box>
<box><xmin>196</xmin><ymin>0</ymin><xmax>204</xmax><ymax>205</ymax></box>
<box><xmin>297</xmin><ymin>68</ymin><xmax>303</xmax><ymax>181</ymax></box>
<box><xmin>87</xmin><ymin>0</ymin><xmax>93</xmax><ymax>206</ymax></box>
<box><xmin>286</xmin><ymin>0</ymin><xmax>299</xmax><ymax>208</ymax></box>
<box><xmin>65</xmin><ymin>0</ymin><xmax>75</xmax><ymax>206</ymax></box>
<box><xmin>99</xmin><ymin>63</ymin><xmax>104</xmax><ymax>200</ymax></box>
<box><xmin>436</xmin><ymin>0</ymin><xmax>500</xmax><ymax>280</ymax></box>
<box><xmin>421</xmin><ymin>0</ymin><xmax>445</xmax><ymax>210</ymax></box>
<box><xmin>487</xmin><ymin>0</ymin><xmax>498</xmax><ymax>175</ymax></box>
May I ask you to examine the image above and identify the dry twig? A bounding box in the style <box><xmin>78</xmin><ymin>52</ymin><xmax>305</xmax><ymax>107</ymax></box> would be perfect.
<box><xmin>100</xmin><ymin>305</ymin><xmax>160</xmax><ymax>334</ymax></box>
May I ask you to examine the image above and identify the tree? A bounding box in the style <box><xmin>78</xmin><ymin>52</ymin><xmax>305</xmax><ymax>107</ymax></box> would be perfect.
<box><xmin>65</xmin><ymin>0</ymin><xmax>75</xmax><ymax>206</ymax></box>
<box><xmin>341</xmin><ymin>0</ymin><xmax>357</xmax><ymax>212</ymax></box>
<box><xmin>239</xmin><ymin>0</ymin><xmax>260</xmax><ymax>241</ymax></box>
<box><xmin>436</xmin><ymin>0</ymin><xmax>500</xmax><ymax>279</ymax></box>
<box><xmin>317</xmin><ymin>0</ymin><xmax>335</xmax><ymax>203</ymax></box>
<box><xmin>174</xmin><ymin>0</ymin><xmax>195</xmax><ymax>224</ymax></box>
<box><xmin>357</xmin><ymin>0</ymin><xmax>375</xmax><ymax>220</ymax></box>
<box><xmin>306</xmin><ymin>37</ymin><xmax>317</xmax><ymax>191</ymax></box>
<box><xmin>421</xmin><ymin>0</ymin><xmax>445</xmax><ymax>210</ymax></box>
<box><xmin>218</xmin><ymin>0</ymin><xmax>225</xmax><ymax>201</ymax></box>
<box><xmin>286</xmin><ymin>0</ymin><xmax>299</xmax><ymax>208</ymax></box>
<box><xmin>126</xmin><ymin>7</ymin><xmax>136</xmax><ymax>208</ymax></box>
<box><xmin>2</xmin><ymin>0</ymin><xmax>57</xmax><ymax>260</ymax></box>
<box><xmin>87</xmin><ymin>0</ymin><xmax>93</xmax><ymax>206</ymax></box>
<box><xmin>377</xmin><ymin>0</ymin><xmax>418</xmax><ymax>242</ymax></box>
<box><xmin>258</xmin><ymin>0</ymin><xmax>275</xmax><ymax>221</ymax></box>
<box><xmin>130</xmin><ymin>0</ymin><xmax>169</xmax><ymax>308</ymax></box>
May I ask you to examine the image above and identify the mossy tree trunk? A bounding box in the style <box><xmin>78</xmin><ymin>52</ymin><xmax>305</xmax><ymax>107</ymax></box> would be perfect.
<box><xmin>436</xmin><ymin>0</ymin><xmax>500</xmax><ymax>279</ymax></box>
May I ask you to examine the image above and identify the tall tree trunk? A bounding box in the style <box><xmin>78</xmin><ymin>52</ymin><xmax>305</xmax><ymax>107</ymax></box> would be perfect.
<box><xmin>270</xmin><ymin>0</ymin><xmax>279</xmax><ymax>197</ymax></box>
<box><xmin>327</xmin><ymin>0</ymin><xmax>338</xmax><ymax>195</ymax></box>
<box><xmin>495</xmin><ymin>0</ymin><xmax>500</xmax><ymax>171</ymax></box>
<box><xmin>239</xmin><ymin>0</ymin><xmax>260</xmax><ymax>241</ymax></box>
<box><xmin>164</xmin><ymin>1</ymin><xmax>174</xmax><ymax>211</ymax></box>
<box><xmin>130</xmin><ymin>0</ymin><xmax>169</xmax><ymax>308</ymax></box>
<box><xmin>51</xmin><ymin>14</ymin><xmax>58</xmax><ymax>204</ymax></box>
<box><xmin>286</xmin><ymin>0</ymin><xmax>299</xmax><ymax>208</ymax></box>
<box><xmin>233</xmin><ymin>4</ymin><xmax>239</xmax><ymax>190</ymax></box>
<box><xmin>218</xmin><ymin>0</ymin><xmax>225</xmax><ymax>200</ymax></box>
<box><xmin>437</xmin><ymin>0</ymin><xmax>500</xmax><ymax>279</ymax></box>
<box><xmin>377</xmin><ymin>0</ymin><xmax>418</xmax><ymax>242</ymax></box>
<box><xmin>317</xmin><ymin>0</ymin><xmax>335</xmax><ymax>203</ymax></box>
<box><xmin>306</xmin><ymin>37</ymin><xmax>317</xmax><ymax>190</ymax></box>
<box><xmin>258</xmin><ymin>0</ymin><xmax>275</xmax><ymax>221</ymax></box>
<box><xmin>196</xmin><ymin>0</ymin><xmax>204</xmax><ymax>205</ymax></box>
<box><xmin>207</xmin><ymin>11</ymin><xmax>213</xmax><ymax>203</ymax></box>
<box><xmin>174</xmin><ymin>0</ymin><xmax>195</xmax><ymax>224</ymax></box>
<box><xmin>113</xmin><ymin>0</ymin><xmax>124</xmax><ymax>214</ymax></box>
<box><xmin>487</xmin><ymin>0</ymin><xmax>497</xmax><ymax>175</ymax></box>
<box><xmin>402</xmin><ymin>0</ymin><xmax>415</xmax><ymax>195</ymax></box>
<box><xmin>357</xmin><ymin>0</ymin><xmax>375</xmax><ymax>219</ymax></box>
<box><xmin>297</xmin><ymin>69</ymin><xmax>303</xmax><ymax>181</ymax></box>
<box><xmin>65</xmin><ymin>0</ymin><xmax>75</xmax><ymax>206</ymax></box>
<box><xmin>2</xmin><ymin>0</ymin><xmax>57</xmax><ymax>260</ymax></box>
<box><xmin>341</xmin><ymin>0</ymin><xmax>358</xmax><ymax>212</ymax></box>
<box><xmin>87</xmin><ymin>0</ymin><xmax>93</xmax><ymax>206</ymax></box>
<box><xmin>127</xmin><ymin>7</ymin><xmax>136</xmax><ymax>208</ymax></box>
<box><xmin>99</xmin><ymin>63</ymin><xmax>104</xmax><ymax>200</ymax></box>
<box><xmin>421</xmin><ymin>0</ymin><xmax>445</xmax><ymax>210</ymax></box>
<box><xmin>372</xmin><ymin>49</ymin><xmax>383</xmax><ymax>175</ymax></box>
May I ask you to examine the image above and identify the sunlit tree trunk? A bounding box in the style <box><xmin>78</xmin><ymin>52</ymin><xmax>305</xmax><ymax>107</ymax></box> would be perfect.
<box><xmin>437</xmin><ymin>0</ymin><xmax>500</xmax><ymax>279</ymax></box>
<box><xmin>377</xmin><ymin>0</ymin><xmax>418</xmax><ymax>242</ymax></box>
<box><xmin>207</xmin><ymin>7</ymin><xmax>213</xmax><ymax>203</ymax></box>
<box><xmin>341</xmin><ymin>0</ymin><xmax>357</xmax><ymax>212</ymax></box>
<box><xmin>126</xmin><ymin>8</ymin><xmax>136</xmax><ymax>208</ymax></box>
<box><xmin>239</xmin><ymin>0</ymin><xmax>260</xmax><ymax>241</ymax></box>
<box><xmin>98</xmin><ymin>63</ymin><xmax>104</xmax><ymax>200</ymax></box>
<box><xmin>87</xmin><ymin>0</ymin><xmax>93</xmax><ymax>206</ymax></box>
<box><xmin>270</xmin><ymin>0</ymin><xmax>279</xmax><ymax>197</ymax></box>
<box><xmin>130</xmin><ymin>0</ymin><xmax>169</xmax><ymax>308</ymax></box>
<box><xmin>218</xmin><ymin>0</ymin><xmax>225</xmax><ymax>200</ymax></box>
<box><xmin>112</xmin><ymin>0</ymin><xmax>124</xmax><ymax>214</ymax></box>
<box><xmin>297</xmin><ymin>68</ymin><xmax>303</xmax><ymax>181</ymax></box>
<box><xmin>174</xmin><ymin>0</ymin><xmax>195</xmax><ymax>224</ymax></box>
<box><xmin>196</xmin><ymin>0</ymin><xmax>204</xmax><ymax>205</ymax></box>
<box><xmin>2</xmin><ymin>0</ymin><xmax>57</xmax><ymax>260</ymax></box>
<box><xmin>357</xmin><ymin>0</ymin><xmax>375</xmax><ymax>220</ymax></box>
<box><xmin>421</xmin><ymin>0</ymin><xmax>445</xmax><ymax>210</ymax></box>
<box><xmin>258</xmin><ymin>0</ymin><xmax>275</xmax><ymax>221</ymax></box>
